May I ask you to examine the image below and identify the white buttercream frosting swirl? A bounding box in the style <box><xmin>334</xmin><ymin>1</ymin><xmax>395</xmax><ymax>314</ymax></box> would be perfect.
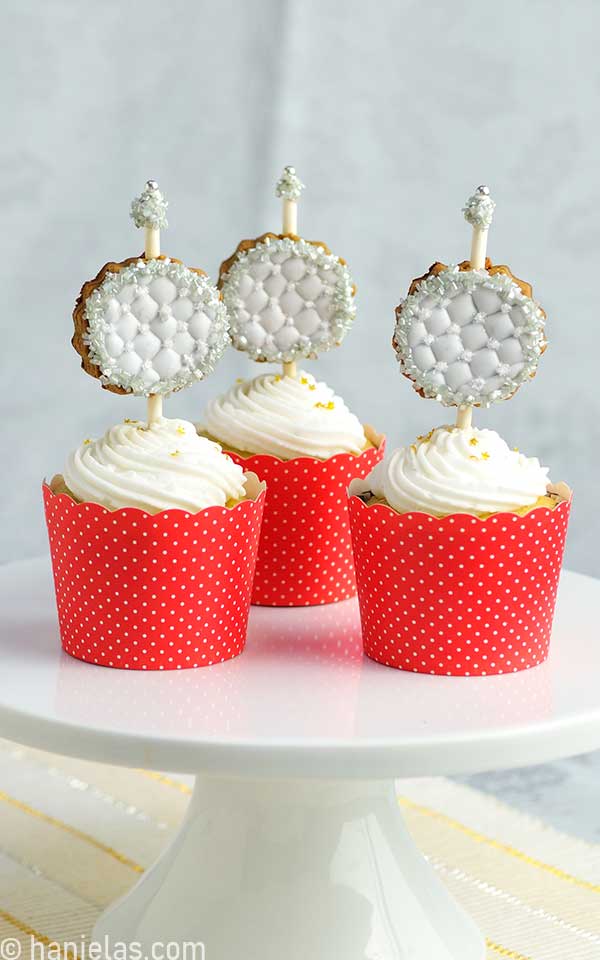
<box><xmin>366</xmin><ymin>425</ymin><xmax>549</xmax><ymax>516</ymax></box>
<box><xmin>201</xmin><ymin>372</ymin><xmax>367</xmax><ymax>460</ymax></box>
<box><xmin>63</xmin><ymin>417</ymin><xmax>247</xmax><ymax>513</ymax></box>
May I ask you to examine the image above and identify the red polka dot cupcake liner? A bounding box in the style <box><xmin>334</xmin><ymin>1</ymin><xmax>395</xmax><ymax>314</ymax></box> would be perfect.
<box><xmin>347</xmin><ymin>494</ymin><xmax>571</xmax><ymax>676</ymax></box>
<box><xmin>225</xmin><ymin>429</ymin><xmax>385</xmax><ymax>606</ymax></box>
<box><xmin>42</xmin><ymin>478</ymin><xmax>266</xmax><ymax>670</ymax></box>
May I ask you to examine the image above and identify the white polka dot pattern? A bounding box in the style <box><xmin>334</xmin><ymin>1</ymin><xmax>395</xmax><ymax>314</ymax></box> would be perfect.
<box><xmin>348</xmin><ymin>496</ymin><xmax>571</xmax><ymax>676</ymax></box>
<box><xmin>226</xmin><ymin>442</ymin><xmax>385</xmax><ymax>606</ymax></box>
<box><xmin>43</xmin><ymin>484</ymin><xmax>266</xmax><ymax>670</ymax></box>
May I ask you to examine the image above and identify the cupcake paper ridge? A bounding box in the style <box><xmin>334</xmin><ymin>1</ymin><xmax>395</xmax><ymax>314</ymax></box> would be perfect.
<box><xmin>43</xmin><ymin>472</ymin><xmax>266</xmax><ymax>520</ymax></box>
<box><xmin>347</xmin><ymin>487</ymin><xmax>571</xmax><ymax>524</ymax></box>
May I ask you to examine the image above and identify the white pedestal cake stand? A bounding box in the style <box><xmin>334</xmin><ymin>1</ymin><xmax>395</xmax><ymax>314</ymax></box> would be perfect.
<box><xmin>1</xmin><ymin>557</ymin><xmax>600</xmax><ymax>959</ymax></box>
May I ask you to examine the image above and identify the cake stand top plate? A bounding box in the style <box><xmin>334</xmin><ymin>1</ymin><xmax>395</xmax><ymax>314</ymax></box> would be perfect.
<box><xmin>0</xmin><ymin>557</ymin><xmax>599</xmax><ymax>779</ymax></box>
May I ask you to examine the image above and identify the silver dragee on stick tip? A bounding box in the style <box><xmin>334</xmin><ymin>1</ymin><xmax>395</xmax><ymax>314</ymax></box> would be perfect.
<box><xmin>130</xmin><ymin>180</ymin><xmax>168</xmax><ymax>231</ymax></box>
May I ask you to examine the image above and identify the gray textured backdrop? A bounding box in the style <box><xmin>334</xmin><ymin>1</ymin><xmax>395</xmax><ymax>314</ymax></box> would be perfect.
<box><xmin>1</xmin><ymin>0</ymin><xmax>598</xmax><ymax>574</ymax></box>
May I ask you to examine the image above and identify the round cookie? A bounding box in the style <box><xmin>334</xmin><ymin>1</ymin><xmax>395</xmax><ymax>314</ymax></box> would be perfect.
<box><xmin>218</xmin><ymin>232</ymin><xmax>356</xmax><ymax>364</ymax></box>
<box><xmin>72</xmin><ymin>255</ymin><xmax>229</xmax><ymax>397</ymax></box>
<box><xmin>393</xmin><ymin>259</ymin><xmax>546</xmax><ymax>407</ymax></box>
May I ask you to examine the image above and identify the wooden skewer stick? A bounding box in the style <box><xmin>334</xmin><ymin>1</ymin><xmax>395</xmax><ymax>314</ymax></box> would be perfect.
<box><xmin>146</xmin><ymin>393</ymin><xmax>162</xmax><ymax>425</ymax></box>
<box><xmin>282</xmin><ymin>197</ymin><xmax>297</xmax><ymax>235</ymax></box>
<box><xmin>275</xmin><ymin>166</ymin><xmax>305</xmax><ymax>380</ymax></box>
<box><xmin>455</xmin><ymin>405</ymin><xmax>472</xmax><ymax>430</ymax></box>
<box><xmin>469</xmin><ymin>217</ymin><xmax>488</xmax><ymax>271</ymax></box>
<box><xmin>131</xmin><ymin>179</ymin><xmax>167</xmax><ymax>425</ymax></box>
<box><xmin>456</xmin><ymin>185</ymin><xmax>496</xmax><ymax>430</ymax></box>
<box><xmin>144</xmin><ymin>181</ymin><xmax>162</xmax><ymax>424</ymax></box>
<box><xmin>144</xmin><ymin>185</ymin><xmax>162</xmax><ymax>423</ymax></box>
<box><xmin>145</xmin><ymin>225</ymin><xmax>160</xmax><ymax>259</ymax></box>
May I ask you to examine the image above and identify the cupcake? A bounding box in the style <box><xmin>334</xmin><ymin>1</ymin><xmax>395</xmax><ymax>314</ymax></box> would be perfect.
<box><xmin>44</xmin><ymin>182</ymin><xmax>266</xmax><ymax>670</ymax></box>
<box><xmin>348</xmin><ymin>187</ymin><xmax>571</xmax><ymax>675</ymax></box>
<box><xmin>203</xmin><ymin>167</ymin><xmax>384</xmax><ymax>606</ymax></box>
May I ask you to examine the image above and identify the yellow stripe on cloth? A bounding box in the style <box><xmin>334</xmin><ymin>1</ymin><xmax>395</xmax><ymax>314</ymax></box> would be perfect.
<box><xmin>400</xmin><ymin>792</ymin><xmax>600</xmax><ymax>948</ymax></box>
<box><xmin>0</xmin><ymin>907</ymin><xmax>78</xmax><ymax>960</ymax></box>
<box><xmin>399</xmin><ymin>795</ymin><xmax>600</xmax><ymax>894</ymax></box>
<box><xmin>0</xmin><ymin>789</ymin><xmax>144</xmax><ymax>873</ymax></box>
<box><xmin>137</xmin><ymin>770</ymin><xmax>193</xmax><ymax>795</ymax></box>
<box><xmin>486</xmin><ymin>939</ymin><xmax>532</xmax><ymax>960</ymax></box>
<box><xmin>0</xmin><ymin>787</ymin><xmax>146</xmax><ymax>908</ymax></box>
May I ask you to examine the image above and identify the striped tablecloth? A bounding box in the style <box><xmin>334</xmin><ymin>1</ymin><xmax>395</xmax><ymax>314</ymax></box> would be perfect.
<box><xmin>0</xmin><ymin>739</ymin><xmax>598</xmax><ymax>960</ymax></box>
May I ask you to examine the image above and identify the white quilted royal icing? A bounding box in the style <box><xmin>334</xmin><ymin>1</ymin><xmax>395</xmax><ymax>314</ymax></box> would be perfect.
<box><xmin>363</xmin><ymin>425</ymin><xmax>549</xmax><ymax>517</ymax></box>
<box><xmin>83</xmin><ymin>258</ymin><xmax>229</xmax><ymax>396</ymax></box>
<box><xmin>201</xmin><ymin>371</ymin><xmax>367</xmax><ymax>460</ymax></box>
<box><xmin>220</xmin><ymin>236</ymin><xmax>355</xmax><ymax>363</ymax></box>
<box><xmin>394</xmin><ymin>266</ymin><xmax>545</xmax><ymax>407</ymax></box>
<box><xmin>63</xmin><ymin>417</ymin><xmax>247</xmax><ymax>513</ymax></box>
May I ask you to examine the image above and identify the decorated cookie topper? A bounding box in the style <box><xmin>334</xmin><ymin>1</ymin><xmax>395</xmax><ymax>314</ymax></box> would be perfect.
<box><xmin>218</xmin><ymin>166</ymin><xmax>356</xmax><ymax>377</ymax></box>
<box><xmin>72</xmin><ymin>181</ymin><xmax>229</xmax><ymax>424</ymax></box>
<box><xmin>393</xmin><ymin>186</ymin><xmax>546</xmax><ymax>428</ymax></box>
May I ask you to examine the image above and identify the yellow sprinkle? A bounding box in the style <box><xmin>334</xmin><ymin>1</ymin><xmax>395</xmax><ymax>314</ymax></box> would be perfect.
<box><xmin>83</xmin><ymin>438</ymin><xmax>92</xmax><ymax>445</ymax></box>
<box><xmin>513</xmin><ymin>447</ymin><xmax>519</xmax><ymax>452</ymax></box>
<box><xmin>469</xmin><ymin>437</ymin><xmax>478</xmax><ymax>446</ymax></box>
<box><xmin>315</xmin><ymin>401</ymin><xmax>335</xmax><ymax>410</ymax></box>
<box><xmin>309</xmin><ymin>384</ymin><xmax>316</xmax><ymax>391</ymax></box>
<box><xmin>481</xmin><ymin>451</ymin><xmax>490</xmax><ymax>460</ymax></box>
<box><xmin>273</xmin><ymin>375</ymin><xmax>282</xmax><ymax>383</ymax></box>
<box><xmin>300</xmin><ymin>377</ymin><xmax>309</xmax><ymax>385</ymax></box>
<box><xmin>469</xmin><ymin>455</ymin><xmax>479</xmax><ymax>461</ymax></box>
<box><xmin>170</xmin><ymin>450</ymin><xmax>180</xmax><ymax>458</ymax></box>
<box><xmin>124</xmin><ymin>418</ymin><xmax>139</xmax><ymax>425</ymax></box>
<box><xmin>176</xmin><ymin>426</ymin><xmax>186</xmax><ymax>435</ymax></box>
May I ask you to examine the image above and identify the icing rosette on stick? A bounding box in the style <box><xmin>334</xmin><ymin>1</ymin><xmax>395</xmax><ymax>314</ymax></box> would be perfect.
<box><xmin>347</xmin><ymin>187</ymin><xmax>571</xmax><ymax>675</ymax></box>
<box><xmin>44</xmin><ymin>182</ymin><xmax>266</xmax><ymax>670</ymax></box>
<box><xmin>199</xmin><ymin>167</ymin><xmax>384</xmax><ymax>606</ymax></box>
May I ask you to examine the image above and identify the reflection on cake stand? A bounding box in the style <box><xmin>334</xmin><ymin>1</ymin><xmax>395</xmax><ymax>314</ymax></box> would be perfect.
<box><xmin>1</xmin><ymin>558</ymin><xmax>600</xmax><ymax>959</ymax></box>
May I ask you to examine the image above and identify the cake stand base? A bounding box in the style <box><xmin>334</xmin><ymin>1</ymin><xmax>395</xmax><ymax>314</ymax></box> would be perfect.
<box><xmin>93</xmin><ymin>775</ymin><xmax>484</xmax><ymax>960</ymax></box>
<box><xmin>7</xmin><ymin>560</ymin><xmax>600</xmax><ymax>958</ymax></box>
